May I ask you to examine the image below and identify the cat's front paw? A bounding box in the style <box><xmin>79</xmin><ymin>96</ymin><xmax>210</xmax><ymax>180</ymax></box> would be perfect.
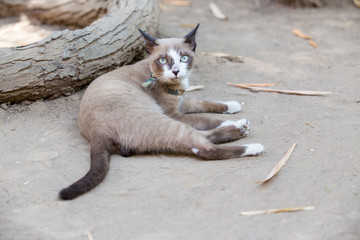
<box><xmin>223</xmin><ymin>101</ymin><xmax>242</xmax><ymax>114</ymax></box>
<box><xmin>243</xmin><ymin>143</ymin><xmax>264</xmax><ymax>156</ymax></box>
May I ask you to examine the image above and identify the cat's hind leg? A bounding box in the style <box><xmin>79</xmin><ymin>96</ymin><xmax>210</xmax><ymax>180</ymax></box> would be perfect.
<box><xmin>111</xmin><ymin>110</ymin><xmax>262</xmax><ymax>160</ymax></box>
<box><xmin>108</xmin><ymin>142</ymin><xmax>134</xmax><ymax>157</ymax></box>
<box><xmin>192</xmin><ymin>143</ymin><xmax>264</xmax><ymax>160</ymax></box>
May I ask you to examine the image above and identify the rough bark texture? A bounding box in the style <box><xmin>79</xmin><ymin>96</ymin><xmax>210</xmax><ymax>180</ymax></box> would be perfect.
<box><xmin>0</xmin><ymin>0</ymin><xmax>159</xmax><ymax>103</ymax></box>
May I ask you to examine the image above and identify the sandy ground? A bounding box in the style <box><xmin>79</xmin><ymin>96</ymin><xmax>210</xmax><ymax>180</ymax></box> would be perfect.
<box><xmin>1</xmin><ymin>1</ymin><xmax>359</xmax><ymax>239</ymax></box>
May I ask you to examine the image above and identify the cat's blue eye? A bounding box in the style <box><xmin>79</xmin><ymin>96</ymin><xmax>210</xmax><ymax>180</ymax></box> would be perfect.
<box><xmin>159</xmin><ymin>58</ymin><xmax>167</xmax><ymax>64</ymax></box>
<box><xmin>180</xmin><ymin>55</ymin><xmax>189</xmax><ymax>63</ymax></box>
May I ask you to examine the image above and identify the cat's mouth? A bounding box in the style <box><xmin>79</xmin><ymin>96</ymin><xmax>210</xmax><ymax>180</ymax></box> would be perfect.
<box><xmin>170</xmin><ymin>77</ymin><xmax>180</xmax><ymax>83</ymax></box>
<box><xmin>171</xmin><ymin>75</ymin><xmax>184</xmax><ymax>81</ymax></box>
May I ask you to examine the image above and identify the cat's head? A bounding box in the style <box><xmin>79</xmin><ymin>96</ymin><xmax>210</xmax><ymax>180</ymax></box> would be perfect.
<box><xmin>139</xmin><ymin>24</ymin><xmax>199</xmax><ymax>87</ymax></box>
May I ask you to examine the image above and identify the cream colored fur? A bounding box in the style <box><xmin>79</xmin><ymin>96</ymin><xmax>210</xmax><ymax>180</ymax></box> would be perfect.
<box><xmin>59</xmin><ymin>26</ymin><xmax>263</xmax><ymax>200</ymax></box>
<box><xmin>79</xmin><ymin>58</ymin><xmax>211</xmax><ymax>154</ymax></box>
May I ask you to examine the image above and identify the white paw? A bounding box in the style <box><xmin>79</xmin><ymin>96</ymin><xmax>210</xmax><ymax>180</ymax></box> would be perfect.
<box><xmin>191</xmin><ymin>148</ymin><xmax>199</xmax><ymax>155</ymax></box>
<box><xmin>243</xmin><ymin>144</ymin><xmax>264</xmax><ymax>156</ymax></box>
<box><xmin>222</xmin><ymin>101</ymin><xmax>242</xmax><ymax>114</ymax></box>
<box><xmin>219</xmin><ymin>119</ymin><xmax>250</xmax><ymax>131</ymax></box>
<box><xmin>235</xmin><ymin>119</ymin><xmax>250</xmax><ymax>130</ymax></box>
<box><xmin>219</xmin><ymin>120</ymin><xmax>236</xmax><ymax>128</ymax></box>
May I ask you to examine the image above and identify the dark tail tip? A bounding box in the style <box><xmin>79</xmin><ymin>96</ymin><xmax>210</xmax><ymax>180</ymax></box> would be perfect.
<box><xmin>59</xmin><ymin>187</ymin><xmax>80</xmax><ymax>200</ymax></box>
<box><xmin>59</xmin><ymin>141</ymin><xmax>110</xmax><ymax>200</ymax></box>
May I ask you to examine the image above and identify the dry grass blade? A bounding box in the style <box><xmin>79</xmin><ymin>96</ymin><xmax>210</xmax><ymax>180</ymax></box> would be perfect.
<box><xmin>292</xmin><ymin>29</ymin><xmax>312</xmax><ymax>40</ymax></box>
<box><xmin>185</xmin><ymin>85</ymin><xmax>205</xmax><ymax>92</ymax></box>
<box><xmin>179</xmin><ymin>23</ymin><xmax>197</xmax><ymax>29</ymax></box>
<box><xmin>209</xmin><ymin>2</ymin><xmax>228</xmax><ymax>20</ymax></box>
<box><xmin>218</xmin><ymin>56</ymin><xmax>243</xmax><ymax>63</ymax></box>
<box><xmin>164</xmin><ymin>0</ymin><xmax>191</xmax><ymax>6</ymax></box>
<box><xmin>227</xmin><ymin>82</ymin><xmax>332</xmax><ymax>96</ymax></box>
<box><xmin>309</xmin><ymin>39</ymin><xmax>319</xmax><ymax>48</ymax></box>
<box><xmin>239</xmin><ymin>206</ymin><xmax>315</xmax><ymax>216</ymax></box>
<box><xmin>204</xmin><ymin>52</ymin><xmax>244</xmax><ymax>63</ymax></box>
<box><xmin>255</xmin><ymin>143</ymin><xmax>297</xmax><ymax>184</ymax></box>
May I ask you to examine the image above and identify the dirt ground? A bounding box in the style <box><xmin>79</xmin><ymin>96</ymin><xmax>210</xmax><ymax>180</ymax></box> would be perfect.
<box><xmin>1</xmin><ymin>1</ymin><xmax>359</xmax><ymax>239</ymax></box>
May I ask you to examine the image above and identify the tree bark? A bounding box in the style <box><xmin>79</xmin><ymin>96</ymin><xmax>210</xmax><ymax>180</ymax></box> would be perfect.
<box><xmin>0</xmin><ymin>0</ymin><xmax>159</xmax><ymax>103</ymax></box>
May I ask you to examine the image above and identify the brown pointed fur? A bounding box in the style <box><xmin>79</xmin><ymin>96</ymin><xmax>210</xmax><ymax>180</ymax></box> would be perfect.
<box><xmin>59</xmin><ymin>26</ymin><xmax>263</xmax><ymax>200</ymax></box>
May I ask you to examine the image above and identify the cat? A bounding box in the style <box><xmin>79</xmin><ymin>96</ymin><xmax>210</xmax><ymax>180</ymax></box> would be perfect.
<box><xmin>59</xmin><ymin>24</ymin><xmax>264</xmax><ymax>200</ymax></box>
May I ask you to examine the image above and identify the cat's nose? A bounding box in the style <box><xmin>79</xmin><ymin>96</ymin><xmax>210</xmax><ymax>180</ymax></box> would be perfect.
<box><xmin>172</xmin><ymin>70</ymin><xmax>179</xmax><ymax>77</ymax></box>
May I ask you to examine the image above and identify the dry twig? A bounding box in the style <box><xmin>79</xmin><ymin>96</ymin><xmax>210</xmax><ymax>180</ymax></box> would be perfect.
<box><xmin>227</xmin><ymin>82</ymin><xmax>332</xmax><ymax>96</ymax></box>
<box><xmin>179</xmin><ymin>23</ymin><xmax>197</xmax><ymax>28</ymax></box>
<box><xmin>292</xmin><ymin>29</ymin><xmax>319</xmax><ymax>49</ymax></box>
<box><xmin>239</xmin><ymin>206</ymin><xmax>315</xmax><ymax>216</ymax></box>
<box><xmin>255</xmin><ymin>143</ymin><xmax>297</xmax><ymax>184</ymax></box>
<box><xmin>309</xmin><ymin>39</ymin><xmax>319</xmax><ymax>48</ymax></box>
<box><xmin>292</xmin><ymin>29</ymin><xmax>312</xmax><ymax>40</ymax></box>
<box><xmin>233</xmin><ymin>83</ymin><xmax>278</xmax><ymax>87</ymax></box>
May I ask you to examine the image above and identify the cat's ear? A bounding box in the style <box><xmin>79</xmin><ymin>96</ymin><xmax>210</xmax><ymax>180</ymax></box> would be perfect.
<box><xmin>138</xmin><ymin>29</ymin><xmax>158</xmax><ymax>54</ymax></box>
<box><xmin>184</xmin><ymin>23</ymin><xmax>200</xmax><ymax>52</ymax></box>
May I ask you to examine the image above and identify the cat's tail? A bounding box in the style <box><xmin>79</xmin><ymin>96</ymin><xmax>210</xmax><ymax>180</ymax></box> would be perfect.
<box><xmin>59</xmin><ymin>140</ymin><xmax>110</xmax><ymax>200</ymax></box>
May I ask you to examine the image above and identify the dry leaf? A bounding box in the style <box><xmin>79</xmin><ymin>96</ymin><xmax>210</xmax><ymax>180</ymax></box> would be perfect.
<box><xmin>209</xmin><ymin>2</ymin><xmax>228</xmax><ymax>20</ymax></box>
<box><xmin>204</xmin><ymin>52</ymin><xmax>244</xmax><ymax>63</ymax></box>
<box><xmin>255</xmin><ymin>143</ymin><xmax>297</xmax><ymax>184</ymax></box>
<box><xmin>309</xmin><ymin>39</ymin><xmax>319</xmax><ymax>48</ymax></box>
<box><xmin>179</xmin><ymin>23</ymin><xmax>197</xmax><ymax>29</ymax></box>
<box><xmin>239</xmin><ymin>206</ymin><xmax>315</xmax><ymax>216</ymax></box>
<box><xmin>164</xmin><ymin>0</ymin><xmax>191</xmax><ymax>6</ymax></box>
<box><xmin>227</xmin><ymin>82</ymin><xmax>332</xmax><ymax>96</ymax></box>
<box><xmin>186</xmin><ymin>85</ymin><xmax>205</xmax><ymax>92</ymax></box>
<box><xmin>292</xmin><ymin>29</ymin><xmax>312</xmax><ymax>40</ymax></box>
<box><xmin>218</xmin><ymin>55</ymin><xmax>243</xmax><ymax>63</ymax></box>
<box><xmin>354</xmin><ymin>0</ymin><xmax>360</xmax><ymax>8</ymax></box>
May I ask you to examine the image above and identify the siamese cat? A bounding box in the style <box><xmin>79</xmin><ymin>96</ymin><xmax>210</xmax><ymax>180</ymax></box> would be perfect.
<box><xmin>59</xmin><ymin>24</ymin><xmax>264</xmax><ymax>200</ymax></box>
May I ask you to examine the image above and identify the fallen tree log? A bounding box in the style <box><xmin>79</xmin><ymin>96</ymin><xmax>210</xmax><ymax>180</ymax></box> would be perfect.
<box><xmin>0</xmin><ymin>0</ymin><xmax>159</xmax><ymax>103</ymax></box>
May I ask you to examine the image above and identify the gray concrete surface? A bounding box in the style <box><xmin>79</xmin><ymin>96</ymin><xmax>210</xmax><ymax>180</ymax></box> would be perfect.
<box><xmin>1</xmin><ymin>1</ymin><xmax>359</xmax><ymax>239</ymax></box>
